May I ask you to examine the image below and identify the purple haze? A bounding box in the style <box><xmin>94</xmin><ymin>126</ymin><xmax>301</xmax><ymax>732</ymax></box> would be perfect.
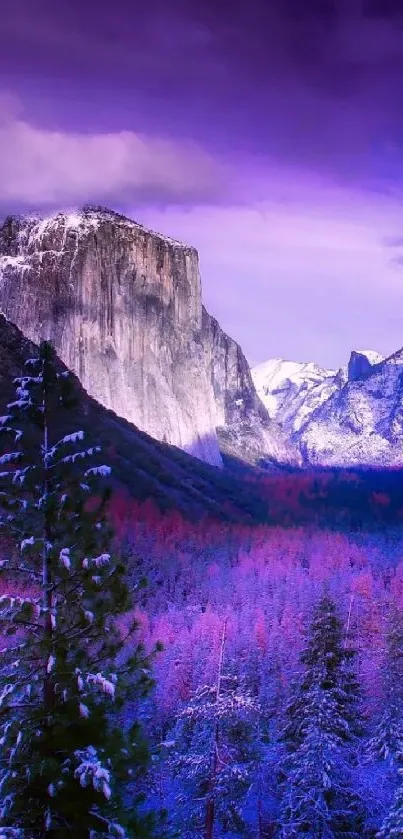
<box><xmin>1</xmin><ymin>0</ymin><xmax>403</xmax><ymax>367</ymax></box>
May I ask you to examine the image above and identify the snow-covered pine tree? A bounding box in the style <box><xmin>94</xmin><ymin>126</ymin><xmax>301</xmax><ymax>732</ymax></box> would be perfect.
<box><xmin>165</xmin><ymin>678</ymin><xmax>263</xmax><ymax>838</ymax></box>
<box><xmin>0</xmin><ymin>342</ymin><xmax>156</xmax><ymax>838</ymax></box>
<box><xmin>377</xmin><ymin>751</ymin><xmax>403</xmax><ymax>837</ymax></box>
<box><xmin>367</xmin><ymin>604</ymin><xmax>403</xmax><ymax>766</ymax></box>
<box><xmin>279</xmin><ymin>593</ymin><xmax>366</xmax><ymax>837</ymax></box>
<box><xmin>162</xmin><ymin>618</ymin><xmax>265</xmax><ymax>838</ymax></box>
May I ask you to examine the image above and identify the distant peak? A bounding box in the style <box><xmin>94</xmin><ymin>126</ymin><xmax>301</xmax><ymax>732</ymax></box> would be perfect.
<box><xmin>347</xmin><ymin>349</ymin><xmax>383</xmax><ymax>383</ymax></box>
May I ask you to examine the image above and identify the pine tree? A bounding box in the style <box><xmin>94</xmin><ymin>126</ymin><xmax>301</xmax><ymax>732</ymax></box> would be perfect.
<box><xmin>163</xmin><ymin>618</ymin><xmax>265</xmax><ymax>838</ymax></box>
<box><xmin>367</xmin><ymin>604</ymin><xmax>403</xmax><ymax>766</ymax></box>
<box><xmin>366</xmin><ymin>606</ymin><xmax>403</xmax><ymax>837</ymax></box>
<box><xmin>166</xmin><ymin>678</ymin><xmax>263</xmax><ymax>838</ymax></box>
<box><xmin>0</xmin><ymin>342</ymin><xmax>156</xmax><ymax>837</ymax></box>
<box><xmin>377</xmin><ymin>751</ymin><xmax>403</xmax><ymax>837</ymax></box>
<box><xmin>279</xmin><ymin>593</ymin><xmax>366</xmax><ymax>837</ymax></box>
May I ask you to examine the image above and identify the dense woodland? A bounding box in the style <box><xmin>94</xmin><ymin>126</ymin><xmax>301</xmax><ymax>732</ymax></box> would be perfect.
<box><xmin>109</xmin><ymin>495</ymin><xmax>403</xmax><ymax>836</ymax></box>
<box><xmin>1</xmin><ymin>345</ymin><xmax>403</xmax><ymax>836</ymax></box>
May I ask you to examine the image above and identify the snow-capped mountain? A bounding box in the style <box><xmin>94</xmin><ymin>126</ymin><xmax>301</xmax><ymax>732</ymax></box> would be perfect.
<box><xmin>252</xmin><ymin>358</ymin><xmax>346</xmax><ymax>434</ymax></box>
<box><xmin>253</xmin><ymin>348</ymin><xmax>403</xmax><ymax>467</ymax></box>
<box><xmin>297</xmin><ymin>349</ymin><xmax>403</xmax><ymax>467</ymax></box>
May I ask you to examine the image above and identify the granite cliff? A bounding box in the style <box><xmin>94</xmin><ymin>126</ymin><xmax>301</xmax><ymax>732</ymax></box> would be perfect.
<box><xmin>0</xmin><ymin>206</ymin><xmax>300</xmax><ymax>469</ymax></box>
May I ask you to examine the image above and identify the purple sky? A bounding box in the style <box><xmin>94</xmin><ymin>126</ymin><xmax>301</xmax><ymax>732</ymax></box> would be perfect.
<box><xmin>1</xmin><ymin>0</ymin><xmax>403</xmax><ymax>367</ymax></box>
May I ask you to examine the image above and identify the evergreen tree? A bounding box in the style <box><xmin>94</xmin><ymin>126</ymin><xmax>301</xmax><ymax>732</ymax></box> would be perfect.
<box><xmin>377</xmin><ymin>754</ymin><xmax>403</xmax><ymax>837</ymax></box>
<box><xmin>0</xmin><ymin>343</ymin><xmax>156</xmax><ymax>837</ymax></box>
<box><xmin>166</xmin><ymin>677</ymin><xmax>263</xmax><ymax>838</ymax></box>
<box><xmin>367</xmin><ymin>604</ymin><xmax>403</xmax><ymax>766</ymax></box>
<box><xmin>279</xmin><ymin>593</ymin><xmax>366</xmax><ymax>837</ymax></box>
<box><xmin>161</xmin><ymin>618</ymin><xmax>265</xmax><ymax>838</ymax></box>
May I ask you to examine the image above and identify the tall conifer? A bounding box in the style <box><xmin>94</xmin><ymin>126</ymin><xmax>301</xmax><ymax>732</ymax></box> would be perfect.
<box><xmin>279</xmin><ymin>593</ymin><xmax>365</xmax><ymax>837</ymax></box>
<box><xmin>0</xmin><ymin>343</ymin><xmax>155</xmax><ymax>837</ymax></box>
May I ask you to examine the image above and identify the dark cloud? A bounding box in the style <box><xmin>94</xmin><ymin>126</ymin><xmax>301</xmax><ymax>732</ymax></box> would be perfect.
<box><xmin>391</xmin><ymin>255</ymin><xmax>403</xmax><ymax>268</ymax></box>
<box><xmin>0</xmin><ymin>113</ymin><xmax>228</xmax><ymax>212</ymax></box>
<box><xmin>0</xmin><ymin>0</ymin><xmax>402</xmax><ymax>367</ymax></box>
<box><xmin>381</xmin><ymin>234</ymin><xmax>403</xmax><ymax>273</ymax></box>
<box><xmin>383</xmin><ymin>235</ymin><xmax>403</xmax><ymax>248</ymax></box>
<box><xmin>1</xmin><ymin>0</ymin><xmax>403</xmax><ymax>190</ymax></box>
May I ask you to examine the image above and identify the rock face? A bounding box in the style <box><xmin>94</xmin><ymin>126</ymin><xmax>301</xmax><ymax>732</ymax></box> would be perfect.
<box><xmin>0</xmin><ymin>206</ymin><xmax>300</xmax><ymax>469</ymax></box>
<box><xmin>347</xmin><ymin>349</ymin><xmax>384</xmax><ymax>383</ymax></box>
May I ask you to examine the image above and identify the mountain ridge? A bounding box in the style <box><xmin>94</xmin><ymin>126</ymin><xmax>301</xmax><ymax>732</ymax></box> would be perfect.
<box><xmin>253</xmin><ymin>347</ymin><xmax>403</xmax><ymax>467</ymax></box>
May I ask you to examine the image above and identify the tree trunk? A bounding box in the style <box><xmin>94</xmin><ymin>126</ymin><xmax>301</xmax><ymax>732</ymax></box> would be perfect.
<box><xmin>257</xmin><ymin>779</ymin><xmax>264</xmax><ymax>838</ymax></box>
<box><xmin>42</xmin><ymin>345</ymin><xmax>55</xmax><ymax>714</ymax></box>
<box><xmin>345</xmin><ymin>594</ymin><xmax>354</xmax><ymax>640</ymax></box>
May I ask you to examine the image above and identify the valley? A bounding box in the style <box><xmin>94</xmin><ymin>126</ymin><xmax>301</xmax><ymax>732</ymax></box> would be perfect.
<box><xmin>0</xmin><ymin>207</ymin><xmax>402</xmax><ymax>837</ymax></box>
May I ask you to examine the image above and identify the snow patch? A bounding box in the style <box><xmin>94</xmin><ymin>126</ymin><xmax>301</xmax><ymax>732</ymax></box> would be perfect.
<box><xmin>354</xmin><ymin>349</ymin><xmax>384</xmax><ymax>366</ymax></box>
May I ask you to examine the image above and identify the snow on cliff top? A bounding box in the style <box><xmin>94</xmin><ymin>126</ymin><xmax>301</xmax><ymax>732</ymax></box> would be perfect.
<box><xmin>353</xmin><ymin>349</ymin><xmax>384</xmax><ymax>365</ymax></box>
<box><xmin>4</xmin><ymin>206</ymin><xmax>192</xmax><ymax>251</ymax></box>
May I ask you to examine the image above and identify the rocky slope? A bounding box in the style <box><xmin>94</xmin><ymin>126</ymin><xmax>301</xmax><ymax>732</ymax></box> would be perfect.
<box><xmin>0</xmin><ymin>312</ymin><xmax>274</xmax><ymax>522</ymax></box>
<box><xmin>253</xmin><ymin>349</ymin><xmax>403</xmax><ymax>467</ymax></box>
<box><xmin>0</xmin><ymin>206</ymin><xmax>300</xmax><ymax>469</ymax></box>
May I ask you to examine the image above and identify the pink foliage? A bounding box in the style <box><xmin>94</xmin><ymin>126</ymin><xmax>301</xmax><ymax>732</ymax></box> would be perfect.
<box><xmin>69</xmin><ymin>493</ymin><xmax>403</xmax><ymax>716</ymax></box>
